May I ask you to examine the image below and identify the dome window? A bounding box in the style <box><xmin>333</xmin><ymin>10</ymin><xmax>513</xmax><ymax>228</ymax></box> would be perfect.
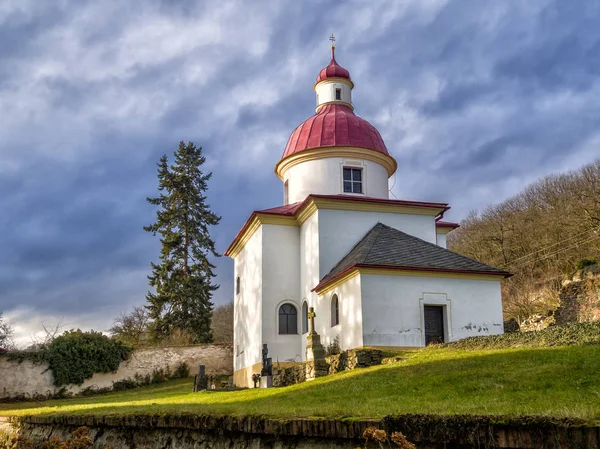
<box><xmin>343</xmin><ymin>167</ymin><xmax>363</xmax><ymax>194</ymax></box>
<box><xmin>335</xmin><ymin>88</ymin><xmax>342</xmax><ymax>100</ymax></box>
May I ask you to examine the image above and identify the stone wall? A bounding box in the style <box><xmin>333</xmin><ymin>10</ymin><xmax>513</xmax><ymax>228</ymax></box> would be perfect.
<box><xmin>327</xmin><ymin>349</ymin><xmax>383</xmax><ymax>374</ymax></box>
<box><xmin>0</xmin><ymin>344</ymin><xmax>232</xmax><ymax>400</ymax></box>
<box><xmin>2</xmin><ymin>413</ymin><xmax>598</xmax><ymax>449</ymax></box>
<box><xmin>555</xmin><ymin>268</ymin><xmax>600</xmax><ymax>325</ymax></box>
<box><xmin>272</xmin><ymin>349</ymin><xmax>384</xmax><ymax>388</ymax></box>
<box><xmin>273</xmin><ymin>363</ymin><xmax>306</xmax><ymax>387</ymax></box>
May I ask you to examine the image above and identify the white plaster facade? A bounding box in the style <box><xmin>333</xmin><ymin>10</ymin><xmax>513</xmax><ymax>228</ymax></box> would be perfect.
<box><xmin>284</xmin><ymin>157</ymin><xmax>389</xmax><ymax>204</ymax></box>
<box><xmin>228</xmin><ymin>47</ymin><xmax>507</xmax><ymax>386</ymax></box>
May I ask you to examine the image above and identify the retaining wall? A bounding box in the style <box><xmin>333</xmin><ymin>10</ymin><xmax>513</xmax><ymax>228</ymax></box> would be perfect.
<box><xmin>0</xmin><ymin>344</ymin><xmax>232</xmax><ymax>400</ymax></box>
<box><xmin>2</xmin><ymin>414</ymin><xmax>599</xmax><ymax>448</ymax></box>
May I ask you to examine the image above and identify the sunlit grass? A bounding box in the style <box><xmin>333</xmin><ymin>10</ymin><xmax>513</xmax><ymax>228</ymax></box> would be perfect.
<box><xmin>2</xmin><ymin>345</ymin><xmax>600</xmax><ymax>421</ymax></box>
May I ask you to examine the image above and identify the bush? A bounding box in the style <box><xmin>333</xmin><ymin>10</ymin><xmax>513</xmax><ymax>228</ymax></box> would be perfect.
<box><xmin>575</xmin><ymin>258</ymin><xmax>598</xmax><ymax>271</ymax></box>
<box><xmin>442</xmin><ymin>321</ymin><xmax>600</xmax><ymax>351</ymax></box>
<box><xmin>325</xmin><ymin>335</ymin><xmax>341</xmax><ymax>356</ymax></box>
<box><xmin>171</xmin><ymin>362</ymin><xmax>190</xmax><ymax>379</ymax></box>
<box><xmin>7</xmin><ymin>329</ymin><xmax>132</xmax><ymax>387</ymax></box>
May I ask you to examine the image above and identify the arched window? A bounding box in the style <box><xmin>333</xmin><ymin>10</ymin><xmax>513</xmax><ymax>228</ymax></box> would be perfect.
<box><xmin>236</xmin><ymin>276</ymin><xmax>240</xmax><ymax>295</ymax></box>
<box><xmin>302</xmin><ymin>301</ymin><xmax>308</xmax><ymax>334</ymax></box>
<box><xmin>331</xmin><ymin>294</ymin><xmax>339</xmax><ymax>327</ymax></box>
<box><xmin>279</xmin><ymin>303</ymin><xmax>298</xmax><ymax>335</ymax></box>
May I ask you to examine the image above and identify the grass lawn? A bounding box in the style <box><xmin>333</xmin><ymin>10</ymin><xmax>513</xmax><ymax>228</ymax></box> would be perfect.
<box><xmin>1</xmin><ymin>345</ymin><xmax>600</xmax><ymax>421</ymax></box>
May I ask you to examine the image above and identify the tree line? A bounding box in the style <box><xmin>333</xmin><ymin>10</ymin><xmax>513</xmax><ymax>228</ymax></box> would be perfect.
<box><xmin>448</xmin><ymin>158</ymin><xmax>600</xmax><ymax>321</ymax></box>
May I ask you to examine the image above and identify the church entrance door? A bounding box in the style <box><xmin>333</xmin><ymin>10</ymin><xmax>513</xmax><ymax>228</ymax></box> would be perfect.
<box><xmin>424</xmin><ymin>306</ymin><xmax>444</xmax><ymax>345</ymax></box>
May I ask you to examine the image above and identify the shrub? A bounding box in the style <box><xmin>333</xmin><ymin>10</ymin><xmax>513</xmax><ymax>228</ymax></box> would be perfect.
<box><xmin>171</xmin><ymin>362</ymin><xmax>190</xmax><ymax>379</ymax></box>
<box><xmin>575</xmin><ymin>258</ymin><xmax>598</xmax><ymax>271</ymax></box>
<box><xmin>325</xmin><ymin>335</ymin><xmax>341</xmax><ymax>356</ymax></box>
<box><xmin>442</xmin><ymin>321</ymin><xmax>600</xmax><ymax>351</ymax></box>
<box><xmin>7</xmin><ymin>329</ymin><xmax>132</xmax><ymax>387</ymax></box>
<box><xmin>112</xmin><ymin>378</ymin><xmax>138</xmax><ymax>391</ymax></box>
<box><xmin>150</xmin><ymin>367</ymin><xmax>169</xmax><ymax>384</ymax></box>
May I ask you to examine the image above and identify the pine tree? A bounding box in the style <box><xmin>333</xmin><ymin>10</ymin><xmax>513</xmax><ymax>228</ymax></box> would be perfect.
<box><xmin>144</xmin><ymin>141</ymin><xmax>221</xmax><ymax>343</ymax></box>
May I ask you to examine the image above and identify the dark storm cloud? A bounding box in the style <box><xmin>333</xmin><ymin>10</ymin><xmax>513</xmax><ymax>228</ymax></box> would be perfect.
<box><xmin>2</xmin><ymin>0</ymin><xmax>600</xmax><ymax>343</ymax></box>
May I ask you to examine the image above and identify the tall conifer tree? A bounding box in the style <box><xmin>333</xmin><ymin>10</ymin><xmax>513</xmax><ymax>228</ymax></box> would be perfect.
<box><xmin>144</xmin><ymin>141</ymin><xmax>220</xmax><ymax>343</ymax></box>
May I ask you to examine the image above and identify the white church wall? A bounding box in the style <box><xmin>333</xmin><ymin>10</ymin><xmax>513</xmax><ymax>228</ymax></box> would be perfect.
<box><xmin>285</xmin><ymin>157</ymin><xmax>389</xmax><ymax>204</ymax></box>
<box><xmin>317</xmin><ymin>209</ymin><xmax>437</xmax><ymax>279</ymax></box>
<box><xmin>436</xmin><ymin>233</ymin><xmax>447</xmax><ymax>248</ymax></box>
<box><xmin>360</xmin><ymin>274</ymin><xmax>504</xmax><ymax>347</ymax></box>
<box><xmin>261</xmin><ymin>224</ymin><xmax>302</xmax><ymax>363</ymax></box>
<box><xmin>300</xmin><ymin>212</ymin><xmax>320</xmax><ymax>360</ymax></box>
<box><xmin>233</xmin><ymin>227</ymin><xmax>263</xmax><ymax>374</ymax></box>
<box><xmin>315</xmin><ymin>275</ymin><xmax>363</xmax><ymax>352</ymax></box>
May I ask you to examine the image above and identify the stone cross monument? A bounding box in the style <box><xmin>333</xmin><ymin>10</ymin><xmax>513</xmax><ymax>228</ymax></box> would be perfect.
<box><xmin>305</xmin><ymin>307</ymin><xmax>328</xmax><ymax>379</ymax></box>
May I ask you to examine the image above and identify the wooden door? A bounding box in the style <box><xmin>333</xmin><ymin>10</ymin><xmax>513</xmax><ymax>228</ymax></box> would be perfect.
<box><xmin>424</xmin><ymin>306</ymin><xmax>444</xmax><ymax>345</ymax></box>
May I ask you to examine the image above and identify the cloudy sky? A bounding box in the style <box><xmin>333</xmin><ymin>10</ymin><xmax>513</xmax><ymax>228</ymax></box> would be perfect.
<box><xmin>2</xmin><ymin>0</ymin><xmax>599</xmax><ymax>346</ymax></box>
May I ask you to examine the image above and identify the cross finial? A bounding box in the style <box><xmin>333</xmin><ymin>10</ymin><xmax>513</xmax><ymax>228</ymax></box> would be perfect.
<box><xmin>329</xmin><ymin>33</ymin><xmax>336</xmax><ymax>59</ymax></box>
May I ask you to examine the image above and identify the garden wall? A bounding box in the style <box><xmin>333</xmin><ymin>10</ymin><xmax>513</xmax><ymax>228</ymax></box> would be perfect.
<box><xmin>0</xmin><ymin>344</ymin><xmax>232</xmax><ymax>400</ymax></box>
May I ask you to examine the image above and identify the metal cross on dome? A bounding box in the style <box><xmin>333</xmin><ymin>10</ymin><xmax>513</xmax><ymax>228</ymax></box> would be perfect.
<box><xmin>329</xmin><ymin>33</ymin><xmax>336</xmax><ymax>48</ymax></box>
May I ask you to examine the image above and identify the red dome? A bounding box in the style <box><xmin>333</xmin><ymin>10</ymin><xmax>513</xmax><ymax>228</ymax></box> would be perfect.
<box><xmin>316</xmin><ymin>53</ymin><xmax>351</xmax><ymax>83</ymax></box>
<box><xmin>282</xmin><ymin>104</ymin><xmax>389</xmax><ymax>158</ymax></box>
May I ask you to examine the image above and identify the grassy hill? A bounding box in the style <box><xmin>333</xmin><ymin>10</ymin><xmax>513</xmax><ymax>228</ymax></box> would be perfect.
<box><xmin>2</xmin><ymin>335</ymin><xmax>600</xmax><ymax>422</ymax></box>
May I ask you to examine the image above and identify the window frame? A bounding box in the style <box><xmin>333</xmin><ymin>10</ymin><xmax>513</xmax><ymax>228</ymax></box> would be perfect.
<box><xmin>335</xmin><ymin>88</ymin><xmax>342</xmax><ymax>101</ymax></box>
<box><xmin>342</xmin><ymin>167</ymin><xmax>364</xmax><ymax>194</ymax></box>
<box><xmin>331</xmin><ymin>294</ymin><xmax>340</xmax><ymax>327</ymax></box>
<box><xmin>302</xmin><ymin>301</ymin><xmax>309</xmax><ymax>334</ymax></box>
<box><xmin>236</xmin><ymin>276</ymin><xmax>240</xmax><ymax>295</ymax></box>
<box><xmin>278</xmin><ymin>303</ymin><xmax>299</xmax><ymax>335</ymax></box>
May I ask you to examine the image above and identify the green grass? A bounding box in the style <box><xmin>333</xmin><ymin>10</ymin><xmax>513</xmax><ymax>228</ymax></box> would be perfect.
<box><xmin>2</xmin><ymin>344</ymin><xmax>600</xmax><ymax>421</ymax></box>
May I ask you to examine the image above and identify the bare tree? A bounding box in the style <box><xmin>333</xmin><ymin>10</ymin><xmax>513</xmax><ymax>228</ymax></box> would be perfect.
<box><xmin>211</xmin><ymin>302</ymin><xmax>233</xmax><ymax>343</ymax></box>
<box><xmin>448</xmin><ymin>158</ymin><xmax>600</xmax><ymax>320</ymax></box>
<box><xmin>26</xmin><ymin>320</ymin><xmax>65</xmax><ymax>350</ymax></box>
<box><xmin>0</xmin><ymin>312</ymin><xmax>14</xmax><ymax>350</ymax></box>
<box><xmin>109</xmin><ymin>306</ymin><xmax>150</xmax><ymax>347</ymax></box>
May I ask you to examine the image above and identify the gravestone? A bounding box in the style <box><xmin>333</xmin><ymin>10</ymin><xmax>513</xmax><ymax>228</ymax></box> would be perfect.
<box><xmin>193</xmin><ymin>365</ymin><xmax>209</xmax><ymax>392</ymax></box>
<box><xmin>260</xmin><ymin>343</ymin><xmax>273</xmax><ymax>388</ymax></box>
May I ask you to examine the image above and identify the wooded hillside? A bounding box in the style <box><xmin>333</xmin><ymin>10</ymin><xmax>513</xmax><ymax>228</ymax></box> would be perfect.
<box><xmin>448</xmin><ymin>159</ymin><xmax>600</xmax><ymax>321</ymax></box>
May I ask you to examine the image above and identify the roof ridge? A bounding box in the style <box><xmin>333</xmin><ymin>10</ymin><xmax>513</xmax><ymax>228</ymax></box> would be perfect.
<box><xmin>373</xmin><ymin>224</ymin><xmax>504</xmax><ymax>272</ymax></box>
<box><xmin>321</xmin><ymin>222</ymin><xmax>382</xmax><ymax>276</ymax></box>
<box><xmin>361</xmin><ymin>222</ymin><xmax>385</xmax><ymax>263</ymax></box>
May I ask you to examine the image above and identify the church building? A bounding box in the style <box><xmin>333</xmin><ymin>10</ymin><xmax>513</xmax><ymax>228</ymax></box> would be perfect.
<box><xmin>225</xmin><ymin>42</ymin><xmax>510</xmax><ymax>388</ymax></box>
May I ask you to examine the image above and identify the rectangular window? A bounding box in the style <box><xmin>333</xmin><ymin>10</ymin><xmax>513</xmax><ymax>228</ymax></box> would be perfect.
<box><xmin>343</xmin><ymin>167</ymin><xmax>363</xmax><ymax>194</ymax></box>
<box><xmin>284</xmin><ymin>180</ymin><xmax>289</xmax><ymax>205</ymax></box>
<box><xmin>335</xmin><ymin>88</ymin><xmax>342</xmax><ymax>100</ymax></box>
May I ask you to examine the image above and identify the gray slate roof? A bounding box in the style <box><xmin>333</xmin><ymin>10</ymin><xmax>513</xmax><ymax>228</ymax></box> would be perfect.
<box><xmin>319</xmin><ymin>222</ymin><xmax>510</xmax><ymax>286</ymax></box>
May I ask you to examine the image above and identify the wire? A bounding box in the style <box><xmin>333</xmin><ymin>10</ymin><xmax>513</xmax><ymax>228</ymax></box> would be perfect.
<box><xmin>510</xmin><ymin>233</ymin><xmax>600</xmax><ymax>270</ymax></box>
<box><xmin>507</xmin><ymin>227</ymin><xmax>598</xmax><ymax>265</ymax></box>
<box><xmin>388</xmin><ymin>172</ymin><xmax>398</xmax><ymax>199</ymax></box>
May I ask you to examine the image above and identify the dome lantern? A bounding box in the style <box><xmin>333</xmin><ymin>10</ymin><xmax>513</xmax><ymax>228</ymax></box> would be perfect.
<box><xmin>314</xmin><ymin>35</ymin><xmax>354</xmax><ymax>111</ymax></box>
<box><xmin>275</xmin><ymin>38</ymin><xmax>397</xmax><ymax>205</ymax></box>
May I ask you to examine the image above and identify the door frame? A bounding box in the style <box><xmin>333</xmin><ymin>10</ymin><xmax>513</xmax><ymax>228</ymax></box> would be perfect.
<box><xmin>419</xmin><ymin>292</ymin><xmax>452</xmax><ymax>346</ymax></box>
<box><xmin>423</xmin><ymin>305</ymin><xmax>445</xmax><ymax>345</ymax></box>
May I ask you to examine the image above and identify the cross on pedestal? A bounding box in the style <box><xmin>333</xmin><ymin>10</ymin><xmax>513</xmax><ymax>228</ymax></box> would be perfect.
<box><xmin>308</xmin><ymin>307</ymin><xmax>316</xmax><ymax>334</ymax></box>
